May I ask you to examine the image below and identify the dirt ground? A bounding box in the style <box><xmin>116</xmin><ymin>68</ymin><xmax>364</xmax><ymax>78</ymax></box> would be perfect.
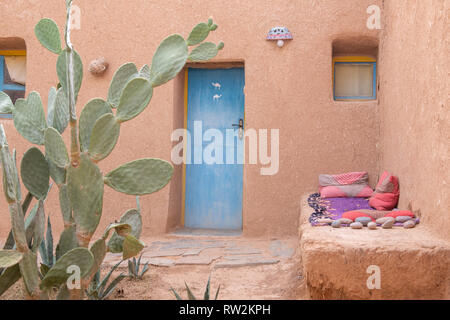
<box><xmin>0</xmin><ymin>236</ymin><xmax>309</xmax><ymax>300</ymax></box>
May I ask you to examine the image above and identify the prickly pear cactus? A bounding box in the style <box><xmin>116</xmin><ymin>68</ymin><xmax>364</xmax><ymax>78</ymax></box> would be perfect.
<box><xmin>0</xmin><ymin>0</ymin><xmax>224</xmax><ymax>300</ymax></box>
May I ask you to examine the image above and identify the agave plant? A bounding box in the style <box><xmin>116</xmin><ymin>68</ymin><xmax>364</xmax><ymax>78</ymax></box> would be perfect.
<box><xmin>128</xmin><ymin>253</ymin><xmax>149</xmax><ymax>280</ymax></box>
<box><xmin>170</xmin><ymin>275</ymin><xmax>220</xmax><ymax>300</ymax></box>
<box><xmin>86</xmin><ymin>260</ymin><xmax>126</xmax><ymax>300</ymax></box>
<box><xmin>0</xmin><ymin>0</ymin><xmax>224</xmax><ymax>300</ymax></box>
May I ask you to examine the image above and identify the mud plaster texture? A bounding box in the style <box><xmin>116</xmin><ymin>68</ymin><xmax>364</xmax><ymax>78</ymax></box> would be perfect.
<box><xmin>299</xmin><ymin>193</ymin><xmax>450</xmax><ymax>300</ymax></box>
<box><xmin>0</xmin><ymin>0</ymin><xmax>382</xmax><ymax>239</ymax></box>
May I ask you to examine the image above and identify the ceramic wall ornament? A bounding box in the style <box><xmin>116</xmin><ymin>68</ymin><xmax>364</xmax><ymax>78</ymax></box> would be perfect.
<box><xmin>267</xmin><ymin>27</ymin><xmax>293</xmax><ymax>47</ymax></box>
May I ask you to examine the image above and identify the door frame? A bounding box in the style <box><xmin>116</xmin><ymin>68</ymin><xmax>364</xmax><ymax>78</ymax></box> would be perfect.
<box><xmin>181</xmin><ymin>61</ymin><xmax>246</xmax><ymax>228</ymax></box>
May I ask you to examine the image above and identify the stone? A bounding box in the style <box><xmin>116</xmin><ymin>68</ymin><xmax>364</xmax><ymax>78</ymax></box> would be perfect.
<box><xmin>225</xmin><ymin>247</ymin><xmax>262</xmax><ymax>255</ymax></box>
<box><xmin>145</xmin><ymin>249</ymin><xmax>185</xmax><ymax>258</ymax></box>
<box><xmin>331</xmin><ymin>220</ymin><xmax>341</xmax><ymax>228</ymax></box>
<box><xmin>355</xmin><ymin>217</ymin><xmax>372</xmax><ymax>226</ymax></box>
<box><xmin>382</xmin><ymin>219</ymin><xmax>395</xmax><ymax>229</ymax></box>
<box><xmin>403</xmin><ymin>220</ymin><xmax>416</xmax><ymax>229</ymax></box>
<box><xmin>174</xmin><ymin>255</ymin><xmax>221</xmax><ymax>266</ymax></box>
<box><xmin>350</xmin><ymin>222</ymin><xmax>363</xmax><ymax>229</ymax></box>
<box><xmin>215</xmin><ymin>258</ymin><xmax>279</xmax><ymax>268</ymax></box>
<box><xmin>367</xmin><ymin>222</ymin><xmax>377</xmax><ymax>230</ymax></box>
<box><xmin>376</xmin><ymin>217</ymin><xmax>395</xmax><ymax>225</ymax></box>
<box><xmin>338</xmin><ymin>218</ymin><xmax>353</xmax><ymax>225</ymax></box>
<box><xmin>147</xmin><ymin>258</ymin><xmax>175</xmax><ymax>267</ymax></box>
<box><xmin>88</xmin><ymin>57</ymin><xmax>109</xmax><ymax>76</ymax></box>
<box><xmin>182</xmin><ymin>248</ymin><xmax>204</xmax><ymax>256</ymax></box>
<box><xmin>318</xmin><ymin>218</ymin><xmax>334</xmax><ymax>224</ymax></box>
<box><xmin>396</xmin><ymin>216</ymin><xmax>413</xmax><ymax>223</ymax></box>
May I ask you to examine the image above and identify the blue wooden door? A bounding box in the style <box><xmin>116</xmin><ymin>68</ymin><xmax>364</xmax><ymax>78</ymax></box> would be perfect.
<box><xmin>185</xmin><ymin>68</ymin><xmax>245</xmax><ymax>230</ymax></box>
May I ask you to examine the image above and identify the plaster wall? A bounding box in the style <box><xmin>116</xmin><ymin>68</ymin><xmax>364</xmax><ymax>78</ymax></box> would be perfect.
<box><xmin>0</xmin><ymin>0</ymin><xmax>381</xmax><ymax>239</ymax></box>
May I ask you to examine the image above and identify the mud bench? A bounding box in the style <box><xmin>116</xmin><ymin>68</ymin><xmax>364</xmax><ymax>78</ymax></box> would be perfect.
<box><xmin>299</xmin><ymin>193</ymin><xmax>450</xmax><ymax>299</ymax></box>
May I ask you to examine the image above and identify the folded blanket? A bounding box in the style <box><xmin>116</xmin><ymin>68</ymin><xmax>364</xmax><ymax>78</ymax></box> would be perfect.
<box><xmin>369</xmin><ymin>171</ymin><xmax>399</xmax><ymax>210</ymax></box>
<box><xmin>319</xmin><ymin>172</ymin><xmax>373</xmax><ymax>198</ymax></box>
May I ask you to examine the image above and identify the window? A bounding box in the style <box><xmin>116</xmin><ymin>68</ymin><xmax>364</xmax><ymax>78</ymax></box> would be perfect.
<box><xmin>333</xmin><ymin>57</ymin><xmax>376</xmax><ymax>101</ymax></box>
<box><xmin>0</xmin><ymin>50</ymin><xmax>26</xmax><ymax>119</ymax></box>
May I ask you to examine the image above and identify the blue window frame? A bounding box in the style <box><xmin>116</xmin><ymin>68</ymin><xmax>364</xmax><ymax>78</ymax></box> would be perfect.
<box><xmin>333</xmin><ymin>61</ymin><xmax>377</xmax><ymax>100</ymax></box>
<box><xmin>0</xmin><ymin>55</ymin><xmax>26</xmax><ymax>119</ymax></box>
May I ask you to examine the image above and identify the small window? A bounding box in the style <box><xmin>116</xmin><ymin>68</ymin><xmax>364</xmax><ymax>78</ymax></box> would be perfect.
<box><xmin>333</xmin><ymin>57</ymin><xmax>376</xmax><ymax>101</ymax></box>
<box><xmin>0</xmin><ymin>51</ymin><xmax>26</xmax><ymax>119</ymax></box>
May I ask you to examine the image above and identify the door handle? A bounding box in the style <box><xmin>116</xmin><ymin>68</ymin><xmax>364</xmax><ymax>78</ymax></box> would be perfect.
<box><xmin>232</xmin><ymin>119</ymin><xmax>244</xmax><ymax>139</ymax></box>
<box><xmin>232</xmin><ymin>119</ymin><xmax>244</xmax><ymax>129</ymax></box>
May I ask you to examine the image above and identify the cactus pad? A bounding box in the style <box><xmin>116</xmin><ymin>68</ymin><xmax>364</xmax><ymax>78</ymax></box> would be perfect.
<box><xmin>188</xmin><ymin>42</ymin><xmax>223</xmax><ymax>62</ymax></box>
<box><xmin>67</xmin><ymin>154</ymin><xmax>104</xmax><ymax>237</ymax></box>
<box><xmin>116</xmin><ymin>77</ymin><xmax>153</xmax><ymax>122</ymax></box>
<box><xmin>20</xmin><ymin>147</ymin><xmax>50</xmax><ymax>200</ymax></box>
<box><xmin>139</xmin><ymin>64</ymin><xmax>151</xmax><ymax>80</ymax></box>
<box><xmin>79</xmin><ymin>98</ymin><xmax>112</xmax><ymax>152</ymax></box>
<box><xmin>0</xmin><ymin>92</ymin><xmax>14</xmax><ymax>114</ymax></box>
<box><xmin>13</xmin><ymin>92</ymin><xmax>47</xmax><ymax>145</ymax></box>
<box><xmin>57</xmin><ymin>49</ymin><xmax>83</xmax><ymax>102</ymax></box>
<box><xmin>104</xmin><ymin>158</ymin><xmax>173</xmax><ymax>195</ymax></box>
<box><xmin>107</xmin><ymin>62</ymin><xmax>139</xmax><ymax>108</ymax></box>
<box><xmin>34</xmin><ymin>18</ymin><xmax>62</xmax><ymax>54</ymax></box>
<box><xmin>45</xmin><ymin>128</ymin><xmax>70</xmax><ymax>168</ymax></box>
<box><xmin>149</xmin><ymin>34</ymin><xmax>188</xmax><ymax>87</ymax></box>
<box><xmin>122</xmin><ymin>235</ymin><xmax>145</xmax><ymax>260</ymax></box>
<box><xmin>55</xmin><ymin>226</ymin><xmax>78</xmax><ymax>261</ymax></box>
<box><xmin>107</xmin><ymin>209</ymin><xmax>142</xmax><ymax>253</ymax></box>
<box><xmin>40</xmin><ymin>247</ymin><xmax>94</xmax><ymax>290</ymax></box>
<box><xmin>187</xmin><ymin>23</ymin><xmax>211</xmax><ymax>46</ymax></box>
<box><xmin>47</xmin><ymin>88</ymin><xmax>70</xmax><ymax>134</ymax></box>
<box><xmin>88</xmin><ymin>113</ymin><xmax>120</xmax><ymax>161</ymax></box>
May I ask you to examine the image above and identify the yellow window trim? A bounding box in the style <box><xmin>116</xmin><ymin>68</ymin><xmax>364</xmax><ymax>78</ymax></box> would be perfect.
<box><xmin>332</xmin><ymin>56</ymin><xmax>377</xmax><ymax>83</ymax></box>
<box><xmin>0</xmin><ymin>50</ymin><xmax>26</xmax><ymax>56</ymax></box>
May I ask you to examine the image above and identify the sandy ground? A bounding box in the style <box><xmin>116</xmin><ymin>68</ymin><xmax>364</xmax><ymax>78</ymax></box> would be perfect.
<box><xmin>0</xmin><ymin>236</ymin><xmax>309</xmax><ymax>300</ymax></box>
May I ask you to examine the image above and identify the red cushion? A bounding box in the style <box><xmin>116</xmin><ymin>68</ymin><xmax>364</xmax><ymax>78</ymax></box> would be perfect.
<box><xmin>342</xmin><ymin>211</ymin><xmax>376</xmax><ymax>222</ymax></box>
<box><xmin>384</xmin><ymin>210</ymin><xmax>415</xmax><ymax>218</ymax></box>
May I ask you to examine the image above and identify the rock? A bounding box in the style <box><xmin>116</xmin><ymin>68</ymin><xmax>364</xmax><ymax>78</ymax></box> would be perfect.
<box><xmin>376</xmin><ymin>217</ymin><xmax>395</xmax><ymax>225</ymax></box>
<box><xmin>338</xmin><ymin>218</ymin><xmax>354</xmax><ymax>225</ymax></box>
<box><xmin>403</xmin><ymin>220</ymin><xmax>416</xmax><ymax>229</ymax></box>
<box><xmin>382</xmin><ymin>219</ymin><xmax>395</xmax><ymax>229</ymax></box>
<box><xmin>318</xmin><ymin>218</ymin><xmax>334</xmax><ymax>224</ymax></box>
<box><xmin>331</xmin><ymin>220</ymin><xmax>341</xmax><ymax>228</ymax></box>
<box><xmin>367</xmin><ymin>222</ymin><xmax>377</xmax><ymax>230</ymax></box>
<box><xmin>350</xmin><ymin>222</ymin><xmax>363</xmax><ymax>229</ymax></box>
<box><xmin>396</xmin><ymin>216</ymin><xmax>413</xmax><ymax>223</ymax></box>
<box><xmin>88</xmin><ymin>57</ymin><xmax>109</xmax><ymax>76</ymax></box>
<box><xmin>355</xmin><ymin>217</ymin><xmax>372</xmax><ymax>226</ymax></box>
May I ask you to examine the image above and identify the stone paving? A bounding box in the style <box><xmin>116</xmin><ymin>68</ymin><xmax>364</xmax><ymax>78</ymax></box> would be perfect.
<box><xmin>103</xmin><ymin>236</ymin><xmax>296</xmax><ymax>269</ymax></box>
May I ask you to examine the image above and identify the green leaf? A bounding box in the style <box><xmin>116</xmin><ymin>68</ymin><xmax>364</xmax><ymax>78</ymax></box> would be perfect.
<box><xmin>35</xmin><ymin>18</ymin><xmax>62</xmax><ymax>54</ymax></box>
<box><xmin>79</xmin><ymin>98</ymin><xmax>112</xmax><ymax>152</ymax></box>
<box><xmin>44</xmin><ymin>128</ymin><xmax>69</xmax><ymax>168</ymax></box>
<box><xmin>187</xmin><ymin>23</ymin><xmax>210</xmax><ymax>46</ymax></box>
<box><xmin>40</xmin><ymin>248</ymin><xmax>94</xmax><ymax>290</ymax></box>
<box><xmin>104</xmin><ymin>158</ymin><xmax>173</xmax><ymax>195</ymax></box>
<box><xmin>116</xmin><ymin>78</ymin><xmax>153</xmax><ymax>122</ymax></box>
<box><xmin>58</xmin><ymin>184</ymin><xmax>72</xmax><ymax>226</ymax></box>
<box><xmin>122</xmin><ymin>235</ymin><xmax>144</xmax><ymax>260</ymax></box>
<box><xmin>204</xmin><ymin>275</ymin><xmax>211</xmax><ymax>300</ymax></box>
<box><xmin>0</xmin><ymin>91</ymin><xmax>14</xmax><ymax>114</ymax></box>
<box><xmin>20</xmin><ymin>147</ymin><xmax>50</xmax><ymax>200</ymax></box>
<box><xmin>56</xmin><ymin>49</ymin><xmax>83</xmax><ymax>102</ymax></box>
<box><xmin>88</xmin><ymin>113</ymin><xmax>120</xmax><ymax>162</ymax></box>
<box><xmin>47</xmin><ymin>156</ymin><xmax>66</xmax><ymax>186</ymax></box>
<box><xmin>170</xmin><ymin>288</ymin><xmax>183</xmax><ymax>300</ymax></box>
<box><xmin>67</xmin><ymin>154</ymin><xmax>104</xmax><ymax>237</ymax></box>
<box><xmin>47</xmin><ymin>88</ymin><xmax>70</xmax><ymax>134</ymax></box>
<box><xmin>107</xmin><ymin>63</ymin><xmax>138</xmax><ymax>108</ymax></box>
<box><xmin>86</xmin><ymin>238</ymin><xmax>107</xmax><ymax>281</ymax></box>
<box><xmin>149</xmin><ymin>34</ymin><xmax>188</xmax><ymax>87</ymax></box>
<box><xmin>0</xmin><ymin>251</ymin><xmax>23</xmax><ymax>269</ymax></box>
<box><xmin>185</xmin><ymin>282</ymin><xmax>197</xmax><ymax>300</ymax></box>
<box><xmin>188</xmin><ymin>42</ymin><xmax>223</xmax><ymax>62</ymax></box>
<box><xmin>13</xmin><ymin>92</ymin><xmax>47</xmax><ymax>145</ymax></box>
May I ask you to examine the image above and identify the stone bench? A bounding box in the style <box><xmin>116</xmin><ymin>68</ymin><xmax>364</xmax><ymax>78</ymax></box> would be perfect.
<box><xmin>299</xmin><ymin>193</ymin><xmax>450</xmax><ymax>299</ymax></box>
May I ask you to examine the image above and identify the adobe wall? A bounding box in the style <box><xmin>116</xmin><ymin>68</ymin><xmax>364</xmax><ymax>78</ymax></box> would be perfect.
<box><xmin>379</xmin><ymin>0</ymin><xmax>449</xmax><ymax>241</ymax></box>
<box><xmin>0</xmin><ymin>0</ymin><xmax>381</xmax><ymax>239</ymax></box>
